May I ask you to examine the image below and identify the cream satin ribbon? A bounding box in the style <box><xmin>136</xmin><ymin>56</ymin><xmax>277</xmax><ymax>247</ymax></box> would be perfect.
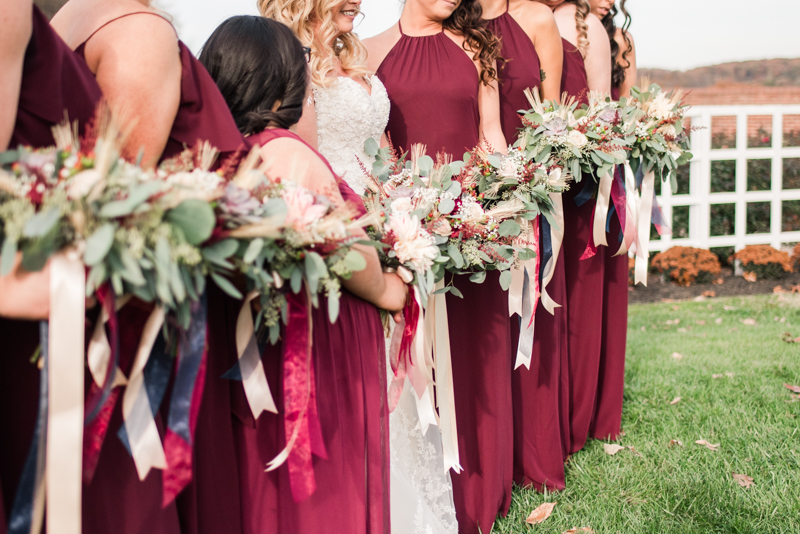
<box><xmin>540</xmin><ymin>193</ymin><xmax>564</xmax><ymax>314</ymax></box>
<box><xmin>122</xmin><ymin>307</ymin><xmax>168</xmax><ymax>480</ymax></box>
<box><xmin>87</xmin><ymin>295</ymin><xmax>131</xmax><ymax>389</ymax></box>
<box><xmin>236</xmin><ymin>291</ymin><xmax>278</xmax><ymax>418</ymax></box>
<box><xmin>592</xmin><ymin>171</ymin><xmax>615</xmax><ymax>249</ymax></box>
<box><xmin>614</xmin><ymin>163</ymin><xmax>640</xmax><ymax>257</ymax></box>
<box><xmin>634</xmin><ymin>170</ymin><xmax>656</xmax><ymax>286</ymax></box>
<box><xmin>514</xmin><ymin>266</ymin><xmax>536</xmax><ymax>370</ymax></box>
<box><xmin>47</xmin><ymin>249</ymin><xmax>86</xmax><ymax>534</ymax></box>
<box><xmin>424</xmin><ymin>280</ymin><xmax>461</xmax><ymax>474</ymax></box>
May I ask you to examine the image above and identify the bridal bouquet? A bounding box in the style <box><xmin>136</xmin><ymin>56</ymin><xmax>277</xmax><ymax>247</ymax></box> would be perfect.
<box><xmin>516</xmin><ymin>88</ymin><xmax>630</xmax><ymax>182</ymax></box>
<box><xmin>625</xmin><ymin>81</ymin><xmax>693</xmax><ymax>193</ymax></box>
<box><xmin>363</xmin><ymin>140</ymin><xmax>537</xmax><ymax>296</ymax></box>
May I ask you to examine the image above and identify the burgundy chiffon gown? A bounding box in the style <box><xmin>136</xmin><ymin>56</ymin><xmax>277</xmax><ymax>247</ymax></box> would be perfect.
<box><xmin>0</xmin><ymin>7</ymin><xmax>101</xmax><ymax>534</ymax></box>
<box><xmin>377</xmin><ymin>24</ymin><xmax>513</xmax><ymax>534</ymax></box>
<box><xmin>233</xmin><ymin>128</ymin><xmax>389</xmax><ymax>534</ymax></box>
<box><xmin>590</xmin><ymin>84</ymin><xmax>627</xmax><ymax>442</ymax></box>
<box><xmin>487</xmin><ymin>9</ymin><xmax>571</xmax><ymax>493</ymax></box>
<box><xmin>74</xmin><ymin>12</ymin><xmax>248</xmax><ymax>534</ymax></box>
<box><xmin>560</xmin><ymin>39</ymin><xmax>609</xmax><ymax>455</ymax></box>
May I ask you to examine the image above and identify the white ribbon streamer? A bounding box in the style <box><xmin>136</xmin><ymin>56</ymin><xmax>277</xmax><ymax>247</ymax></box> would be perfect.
<box><xmin>540</xmin><ymin>192</ymin><xmax>564</xmax><ymax>314</ymax></box>
<box><xmin>87</xmin><ymin>295</ymin><xmax>130</xmax><ymax>389</ymax></box>
<box><xmin>122</xmin><ymin>307</ymin><xmax>168</xmax><ymax>480</ymax></box>
<box><xmin>236</xmin><ymin>291</ymin><xmax>278</xmax><ymax>418</ymax></box>
<box><xmin>424</xmin><ymin>280</ymin><xmax>461</xmax><ymax>474</ymax></box>
<box><xmin>592</xmin><ymin>171</ymin><xmax>615</xmax><ymax>249</ymax></box>
<box><xmin>514</xmin><ymin>267</ymin><xmax>536</xmax><ymax>370</ymax></box>
<box><xmin>47</xmin><ymin>249</ymin><xmax>86</xmax><ymax>534</ymax></box>
<box><xmin>635</xmin><ymin>170</ymin><xmax>656</xmax><ymax>286</ymax></box>
<box><xmin>615</xmin><ymin>163</ymin><xmax>640</xmax><ymax>257</ymax></box>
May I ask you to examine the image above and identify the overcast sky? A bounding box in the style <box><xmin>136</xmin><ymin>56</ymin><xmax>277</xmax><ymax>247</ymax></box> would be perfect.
<box><xmin>167</xmin><ymin>0</ymin><xmax>800</xmax><ymax>71</ymax></box>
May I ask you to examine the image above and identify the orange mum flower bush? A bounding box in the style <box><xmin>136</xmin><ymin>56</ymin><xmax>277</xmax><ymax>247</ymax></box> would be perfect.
<box><xmin>651</xmin><ymin>246</ymin><xmax>721</xmax><ymax>286</ymax></box>
<box><xmin>729</xmin><ymin>245</ymin><xmax>792</xmax><ymax>280</ymax></box>
<box><xmin>791</xmin><ymin>243</ymin><xmax>800</xmax><ymax>272</ymax></box>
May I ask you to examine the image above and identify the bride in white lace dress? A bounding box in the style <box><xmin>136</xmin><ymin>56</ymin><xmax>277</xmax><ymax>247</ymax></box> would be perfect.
<box><xmin>260</xmin><ymin>2</ymin><xmax>458</xmax><ymax>533</ymax></box>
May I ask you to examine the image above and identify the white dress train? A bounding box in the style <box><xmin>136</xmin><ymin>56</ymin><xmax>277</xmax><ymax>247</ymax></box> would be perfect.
<box><xmin>314</xmin><ymin>75</ymin><xmax>458</xmax><ymax>534</ymax></box>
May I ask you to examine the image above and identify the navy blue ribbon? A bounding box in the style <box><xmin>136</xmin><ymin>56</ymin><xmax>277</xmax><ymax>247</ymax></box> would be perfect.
<box><xmin>574</xmin><ymin>178</ymin><xmax>598</xmax><ymax>207</ymax></box>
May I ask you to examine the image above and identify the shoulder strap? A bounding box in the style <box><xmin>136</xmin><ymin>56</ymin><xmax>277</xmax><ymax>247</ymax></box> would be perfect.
<box><xmin>80</xmin><ymin>11</ymin><xmax>176</xmax><ymax>49</ymax></box>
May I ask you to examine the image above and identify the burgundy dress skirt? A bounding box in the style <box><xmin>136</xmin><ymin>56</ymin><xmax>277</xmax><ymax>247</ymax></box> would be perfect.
<box><xmin>590</xmin><ymin>83</ymin><xmax>627</xmax><ymax>441</ymax></box>
<box><xmin>558</xmin><ymin>40</ymin><xmax>607</xmax><ymax>454</ymax></box>
<box><xmin>0</xmin><ymin>7</ymin><xmax>101</xmax><ymax>532</ymax></box>
<box><xmin>73</xmin><ymin>12</ymin><xmax>248</xmax><ymax>534</ymax></box>
<box><xmin>486</xmin><ymin>7</ymin><xmax>571</xmax><ymax>493</ymax></box>
<box><xmin>377</xmin><ymin>26</ymin><xmax>513</xmax><ymax>534</ymax></box>
<box><xmin>232</xmin><ymin>128</ymin><xmax>390</xmax><ymax>534</ymax></box>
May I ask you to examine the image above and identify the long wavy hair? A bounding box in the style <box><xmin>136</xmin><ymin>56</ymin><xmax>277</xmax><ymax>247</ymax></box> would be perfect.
<box><xmin>441</xmin><ymin>0</ymin><xmax>503</xmax><ymax>85</ymax></box>
<box><xmin>600</xmin><ymin>0</ymin><xmax>633</xmax><ymax>89</ymax></box>
<box><xmin>259</xmin><ymin>0</ymin><xmax>370</xmax><ymax>87</ymax></box>
<box><xmin>562</xmin><ymin>0</ymin><xmax>590</xmax><ymax>58</ymax></box>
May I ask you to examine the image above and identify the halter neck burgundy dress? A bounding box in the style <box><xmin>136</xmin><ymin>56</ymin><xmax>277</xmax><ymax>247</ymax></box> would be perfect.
<box><xmin>559</xmin><ymin>38</ymin><xmax>611</xmax><ymax>455</ymax></box>
<box><xmin>72</xmin><ymin>12</ymin><xmax>248</xmax><ymax>534</ymax></box>
<box><xmin>232</xmin><ymin>128</ymin><xmax>389</xmax><ymax>534</ymax></box>
<box><xmin>486</xmin><ymin>8</ymin><xmax>572</xmax><ymax>493</ymax></box>
<box><xmin>0</xmin><ymin>8</ymin><xmax>101</xmax><ymax>532</ymax></box>
<box><xmin>377</xmin><ymin>24</ymin><xmax>513</xmax><ymax>534</ymax></box>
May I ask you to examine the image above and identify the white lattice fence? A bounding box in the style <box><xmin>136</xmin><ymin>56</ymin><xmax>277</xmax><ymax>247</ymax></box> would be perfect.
<box><xmin>650</xmin><ymin>105</ymin><xmax>800</xmax><ymax>257</ymax></box>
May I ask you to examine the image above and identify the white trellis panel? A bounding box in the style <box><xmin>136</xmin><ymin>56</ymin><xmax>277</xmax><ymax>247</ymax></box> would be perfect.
<box><xmin>650</xmin><ymin>105</ymin><xmax>800</xmax><ymax>254</ymax></box>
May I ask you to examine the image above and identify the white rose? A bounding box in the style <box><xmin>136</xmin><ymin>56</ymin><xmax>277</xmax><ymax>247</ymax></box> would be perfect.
<box><xmin>498</xmin><ymin>157</ymin><xmax>519</xmax><ymax>179</ymax></box>
<box><xmin>567</xmin><ymin>130</ymin><xmax>588</xmax><ymax>148</ymax></box>
<box><xmin>391</xmin><ymin>196</ymin><xmax>414</xmax><ymax>214</ymax></box>
<box><xmin>547</xmin><ymin>167</ymin><xmax>567</xmax><ymax>188</ymax></box>
<box><xmin>386</xmin><ymin>212</ymin><xmax>439</xmax><ymax>272</ymax></box>
<box><xmin>67</xmin><ymin>169</ymin><xmax>103</xmax><ymax>199</ymax></box>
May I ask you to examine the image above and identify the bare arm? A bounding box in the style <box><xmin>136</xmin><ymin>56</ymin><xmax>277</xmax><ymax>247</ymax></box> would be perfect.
<box><xmin>616</xmin><ymin>29</ymin><xmax>637</xmax><ymax>98</ymax></box>
<box><xmin>83</xmin><ymin>15</ymin><xmax>182</xmax><ymax>167</ymax></box>
<box><xmin>259</xmin><ymin>138</ymin><xmax>407</xmax><ymax>312</ymax></box>
<box><xmin>0</xmin><ymin>0</ymin><xmax>32</xmax><ymax>150</ymax></box>
<box><xmin>515</xmin><ymin>1</ymin><xmax>563</xmax><ymax>102</ymax></box>
<box><xmin>583</xmin><ymin>13</ymin><xmax>612</xmax><ymax>95</ymax></box>
<box><xmin>478</xmin><ymin>72</ymin><xmax>508</xmax><ymax>154</ymax></box>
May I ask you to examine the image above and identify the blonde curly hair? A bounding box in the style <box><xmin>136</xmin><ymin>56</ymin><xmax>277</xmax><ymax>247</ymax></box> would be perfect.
<box><xmin>259</xmin><ymin>0</ymin><xmax>370</xmax><ymax>87</ymax></box>
<box><xmin>564</xmin><ymin>0</ymin><xmax>590</xmax><ymax>58</ymax></box>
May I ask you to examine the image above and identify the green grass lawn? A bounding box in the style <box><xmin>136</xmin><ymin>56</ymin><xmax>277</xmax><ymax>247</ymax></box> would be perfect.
<box><xmin>495</xmin><ymin>294</ymin><xmax>800</xmax><ymax>533</ymax></box>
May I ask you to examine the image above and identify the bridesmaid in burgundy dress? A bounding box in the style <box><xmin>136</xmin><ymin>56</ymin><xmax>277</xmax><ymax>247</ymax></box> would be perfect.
<box><xmin>200</xmin><ymin>16</ymin><xmax>407</xmax><ymax>534</ymax></box>
<box><xmin>52</xmin><ymin>1</ymin><xmax>247</xmax><ymax>533</ymax></box>
<box><xmin>589</xmin><ymin>0</ymin><xmax>638</xmax><ymax>442</ymax></box>
<box><xmin>541</xmin><ymin>0</ymin><xmax>613</xmax><ymax>455</ymax></box>
<box><xmin>480</xmin><ymin>0</ymin><xmax>571</xmax><ymax>493</ymax></box>
<box><xmin>366</xmin><ymin>2</ymin><xmax>511</xmax><ymax>532</ymax></box>
<box><xmin>0</xmin><ymin>2</ymin><xmax>102</xmax><ymax>529</ymax></box>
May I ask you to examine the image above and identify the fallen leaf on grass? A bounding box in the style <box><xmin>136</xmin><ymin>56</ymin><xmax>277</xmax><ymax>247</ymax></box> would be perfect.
<box><xmin>526</xmin><ymin>502</ymin><xmax>556</xmax><ymax>525</ymax></box>
<box><xmin>677</xmin><ymin>327</ymin><xmax>688</xmax><ymax>333</ymax></box>
<box><xmin>780</xmin><ymin>332</ymin><xmax>800</xmax><ymax>344</ymax></box>
<box><xmin>783</xmin><ymin>383</ymin><xmax>800</xmax><ymax>393</ymax></box>
<box><xmin>640</xmin><ymin>326</ymin><xmax>646</xmax><ymax>332</ymax></box>
<box><xmin>701</xmin><ymin>290</ymin><xmax>716</xmax><ymax>298</ymax></box>
<box><xmin>695</xmin><ymin>440</ymin><xmax>720</xmax><ymax>451</ymax></box>
<box><xmin>741</xmin><ymin>318</ymin><xmax>757</xmax><ymax>325</ymax></box>
<box><xmin>562</xmin><ymin>528</ymin><xmax>594</xmax><ymax>533</ymax></box>
<box><xmin>723</xmin><ymin>305</ymin><xmax>737</xmax><ymax>311</ymax></box>
<box><xmin>696</xmin><ymin>320</ymin><xmax>706</xmax><ymax>325</ymax></box>
<box><xmin>628</xmin><ymin>446</ymin><xmax>643</xmax><ymax>457</ymax></box>
<box><xmin>743</xmin><ymin>271</ymin><xmax>758</xmax><ymax>282</ymax></box>
<box><xmin>603</xmin><ymin>444</ymin><xmax>626</xmax><ymax>455</ymax></box>
<box><xmin>692</xmin><ymin>295</ymin><xmax>707</xmax><ymax>302</ymax></box>
<box><xmin>732</xmin><ymin>473</ymin><xmax>755</xmax><ymax>488</ymax></box>
<box><xmin>715</xmin><ymin>317</ymin><xmax>723</xmax><ymax>324</ymax></box>
<box><xmin>671</xmin><ymin>352</ymin><xmax>683</xmax><ymax>360</ymax></box>
<box><xmin>670</xmin><ymin>396</ymin><xmax>682</xmax><ymax>405</ymax></box>
<box><xmin>666</xmin><ymin>319</ymin><xmax>680</xmax><ymax>325</ymax></box>
<box><xmin>668</xmin><ymin>439</ymin><xmax>684</xmax><ymax>447</ymax></box>
<box><xmin>712</xmin><ymin>372</ymin><xmax>735</xmax><ymax>379</ymax></box>
<box><xmin>789</xmin><ymin>394</ymin><xmax>800</xmax><ymax>402</ymax></box>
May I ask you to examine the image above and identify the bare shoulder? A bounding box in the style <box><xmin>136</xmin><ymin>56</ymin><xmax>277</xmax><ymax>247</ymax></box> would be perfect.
<box><xmin>363</xmin><ymin>24</ymin><xmax>401</xmax><ymax>73</ymax></box>
<box><xmin>512</xmin><ymin>0</ymin><xmax>557</xmax><ymax>37</ymax></box>
<box><xmin>259</xmin><ymin>137</ymin><xmax>333</xmax><ymax>181</ymax></box>
<box><xmin>614</xmin><ymin>27</ymin><xmax>635</xmax><ymax>49</ymax></box>
<box><xmin>584</xmin><ymin>12</ymin><xmax>606</xmax><ymax>36</ymax></box>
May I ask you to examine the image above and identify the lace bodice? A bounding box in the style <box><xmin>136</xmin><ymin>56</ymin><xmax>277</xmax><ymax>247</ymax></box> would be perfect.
<box><xmin>314</xmin><ymin>75</ymin><xmax>390</xmax><ymax>196</ymax></box>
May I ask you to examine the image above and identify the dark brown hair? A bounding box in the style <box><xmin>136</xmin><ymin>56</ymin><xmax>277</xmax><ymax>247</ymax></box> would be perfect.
<box><xmin>601</xmin><ymin>0</ymin><xmax>633</xmax><ymax>90</ymax></box>
<box><xmin>443</xmin><ymin>0</ymin><xmax>503</xmax><ymax>85</ymax></box>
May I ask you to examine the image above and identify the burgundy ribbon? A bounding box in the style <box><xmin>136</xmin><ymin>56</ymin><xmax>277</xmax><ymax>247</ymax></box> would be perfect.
<box><xmin>82</xmin><ymin>285</ymin><xmax>120</xmax><ymax>483</ymax></box>
<box><xmin>282</xmin><ymin>290</ymin><xmax>327</xmax><ymax>502</ymax></box>
<box><xmin>387</xmin><ymin>287</ymin><xmax>421</xmax><ymax>411</ymax></box>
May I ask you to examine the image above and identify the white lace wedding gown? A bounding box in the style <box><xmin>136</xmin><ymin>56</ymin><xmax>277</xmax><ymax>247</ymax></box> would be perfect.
<box><xmin>315</xmin><ymin>75</ymin><xmax>459</xmax><ymax>534</ymax></box>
